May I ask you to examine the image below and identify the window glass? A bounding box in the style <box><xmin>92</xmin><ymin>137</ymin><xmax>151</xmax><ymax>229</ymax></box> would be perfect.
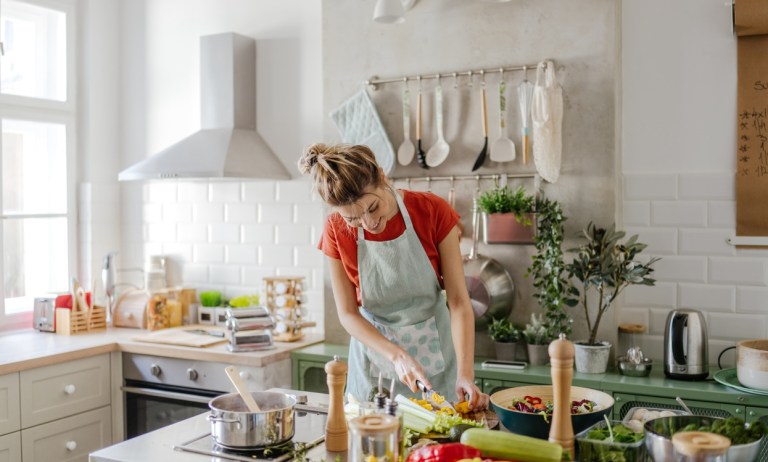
<box><xmin>1</xmin><ymin>0</ymin><xmax>67</xmax><ymax>101</ymax></box>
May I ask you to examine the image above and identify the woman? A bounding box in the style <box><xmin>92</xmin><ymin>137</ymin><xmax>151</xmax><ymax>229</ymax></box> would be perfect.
<box><xmin>298</xmin><ymin>143</ymin><xmax>488</xmax><ymax>410</ymax></box>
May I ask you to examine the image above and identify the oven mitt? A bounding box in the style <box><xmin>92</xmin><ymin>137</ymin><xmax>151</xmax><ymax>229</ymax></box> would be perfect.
<box><xmin>329</xmin><ymin>89</ymin><xmax>395</xmax><ymax>174</ymax></box>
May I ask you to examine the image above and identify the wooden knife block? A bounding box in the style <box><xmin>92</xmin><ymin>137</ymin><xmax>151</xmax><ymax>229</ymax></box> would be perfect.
<box><xmin>56</xmin><ymin>306</ymin><xmax>107</xmax><ymax>335</ymax></box>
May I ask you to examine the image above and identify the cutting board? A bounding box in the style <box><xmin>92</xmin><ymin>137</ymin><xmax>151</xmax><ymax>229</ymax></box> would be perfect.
<box><xmin>133</xmin><ymin>328</ymin><xmax>228</xmax><ymax>348</ymax></box>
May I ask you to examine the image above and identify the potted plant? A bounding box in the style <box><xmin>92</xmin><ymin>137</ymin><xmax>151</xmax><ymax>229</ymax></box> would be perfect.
<box><xmin>564</xmin><ymin>223</ymin><xmax>660</xmax><ymax>373</ymax></box>
<box><xmin>477</xmin><ymin>185</ymin><xmax>536</xmax><ymax>244</ymax></box>
<box><xmin>522</xmin><ymin>313</ymin><xmax>551</xmax><ymax>366</ymax></box>
<box><xmin>488</xmin><ymin>317</ymin><xmax>520</xmax><ymax>361</ymax></box>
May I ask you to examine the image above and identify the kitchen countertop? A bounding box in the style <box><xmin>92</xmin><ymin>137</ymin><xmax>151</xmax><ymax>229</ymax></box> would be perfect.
<box><xmin>89</xmin><ymin>388</ymin><xmax>337</xmax><ymax>462</ymax></box>
<box><xmin>0</xmin><ymin>327</ymin><xmax>324</xmax><ymax>375</ymax></box>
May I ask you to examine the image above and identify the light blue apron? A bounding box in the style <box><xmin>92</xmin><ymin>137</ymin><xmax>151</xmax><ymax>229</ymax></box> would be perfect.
<box><xmin>346</xmin><ymin>190</ymin><xmax>457</xmax><ymax>402</ymax></box>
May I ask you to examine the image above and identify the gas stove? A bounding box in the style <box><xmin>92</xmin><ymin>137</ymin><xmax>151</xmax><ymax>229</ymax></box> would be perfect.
<box><xmin>173</xmin><ymin>403</ymin><xmax>328</xmax><ymax>462</ymax></box>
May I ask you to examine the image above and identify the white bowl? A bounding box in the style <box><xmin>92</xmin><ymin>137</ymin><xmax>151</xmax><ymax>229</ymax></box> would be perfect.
<box><xmin>737</xmin><ymin>339</ymin><xmax>768</xmax><ymax>391</ymax></box>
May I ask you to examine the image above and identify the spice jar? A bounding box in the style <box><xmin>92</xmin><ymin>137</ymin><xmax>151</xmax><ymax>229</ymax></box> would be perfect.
<box><xmin>672</xmin><ymin>431</ymin><xmax>730</xmax><ymax>462</ymax></box>
<box><xmin>348</xmin><ymin>414</ymin><xmax>399</xmax><ymax>462</ymax></box>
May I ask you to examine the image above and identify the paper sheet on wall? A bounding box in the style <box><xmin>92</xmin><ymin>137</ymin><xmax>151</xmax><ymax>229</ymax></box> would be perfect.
<box><xmin>735</xmin><ymin>0</ymin><xmax>768</xmax><ymax>238</ymax></box>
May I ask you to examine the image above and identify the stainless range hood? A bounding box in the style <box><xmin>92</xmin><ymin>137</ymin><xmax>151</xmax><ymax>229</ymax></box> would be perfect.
<box><xmin>119</xmin><ymin>33</ymin><xmax>291</xmax><ymax>181</ymax></box>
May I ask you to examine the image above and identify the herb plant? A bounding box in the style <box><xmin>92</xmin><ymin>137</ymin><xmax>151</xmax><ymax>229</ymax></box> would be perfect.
<box><xmin>488</xmin><ymin>317</ymin><xmax>519</xmax><ymax>343</ymax></box>
<box><xmin>522</xmin><ymin>313</ymin><xmax>550</xmax><ymax>345</ymax></box>
<box><xmin>477</xmin><ymin>185</ymin><xmax>535</xmax><ymax>224</ymax></box>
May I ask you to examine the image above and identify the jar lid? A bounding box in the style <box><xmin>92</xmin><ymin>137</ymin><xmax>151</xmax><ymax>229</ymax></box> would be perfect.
<box><xmin>348</xmin><ymin>414</ymin><xmax>398</xmax><ymax>434</ymax></box>
<box><xmin>672</xmin><ymin>431</ymin><xmax>731</xmax><ymax>456</ymax></box>
<box><xmin>618</xmin><ymin>323</ymin><xmax>647</xmax><ymax>334</ymax></box>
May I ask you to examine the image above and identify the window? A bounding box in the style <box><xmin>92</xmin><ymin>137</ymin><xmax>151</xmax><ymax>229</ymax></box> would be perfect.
<box><xmin>0</xmin><ymin>0</ymin><xmax>75</xmax><ymax>330</ymax></box>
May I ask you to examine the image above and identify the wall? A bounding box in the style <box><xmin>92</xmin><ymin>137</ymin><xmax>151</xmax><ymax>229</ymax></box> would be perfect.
<box><xmin>621</xmin><ymin>0</ymin><xmax>762</xmax><ymax>365</ymax></box>
<box><xmin>322</xmin><ymin>0</ymin><xmax>618</xmax><ymax>352</ymax></box>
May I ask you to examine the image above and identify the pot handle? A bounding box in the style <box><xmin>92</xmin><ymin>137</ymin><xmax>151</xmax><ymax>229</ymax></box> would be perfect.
<box><xmin>207</xmin><ymin>414</ymin><xmax>242</xmax><ymax>428</ymax></box>
<box><xmin>717</xmin><ymin>346</ymin><xmax>736</xmax><ymax>370</ymax></box>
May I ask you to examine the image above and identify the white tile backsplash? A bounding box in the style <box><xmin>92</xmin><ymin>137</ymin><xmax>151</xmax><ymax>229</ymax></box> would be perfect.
<box><xmin>163</xmin><ymin>203</ymin><xmax>193</xmax><ymax>223</ymax></box>
<box><xmin>736</xmin><ymin>286</ymin><xmax>768</xmax><ymax>313</ymax></box>
<box><xmin>194</xmin><ymin>244</ymin><xmax>225</xmax><ymax>263</ymax></box>
<box><xmin>194</xmin><ymin>203</ymin><xmax>225</xmax><ymax>223</ymax></box>
<box><xmin>182</xmin><ymin>264</ymin><xmax>209</xmax><ymax>283</ymax></box>
<box><xmin>276</xmin><ymin>224</ymin><xmax>312</xmax><ymax>245</ymax></box>
<box><xmin>708</xmin><ymin>312</ymin><xmax>766</xmax><ymax>339</ymax></box>
<box><xmin>623</xmin><ymin>282</ymin><xmax>677</xmax><ymax>308</ymax></box>
<box><xmin>277</xmin><ymin>180</ymin><xmax>314</xmax><ymax>203</ymax></box>
<box><xmin>260</xmin><ymin>203</ymin><xmax>294</xmax><ymax>224</ymax></box>
<box><xmin>147</xmin><ymin>182</ymin><xmax>177</xmax><ymax>203</ymax></box>
<box><xmin>209</xmin><ymin>223</ymin><xmax>240</xmax><ymax>243</ymax></box>
<box><xmin>623</xmin><ymin>201</ymin><xmax>650</xmax><ymax>226</ymax></box>
<box><xmin>679</xmin><ymin>173</ymin><xmax>734</xmax><ymax>200</ymax></box>
<box><xmin>210</xmin><ymin>183</ymin><xmax>242</xmax><ymax>203</ymax></box>
<box><xmin>679</xmin><ymin>283</ymin><xmax>735</xmax><ymax>312</ymax></box>
<box><xmin>651</xmin><ymin>201</ymin><xmax>707</xmax><ymax>227</ymax></box>
<box><xmin>177</xmin><ymin>223</ymin><xmax>208</xmax><ymax>243</ymax></box>
<box><xmin>225</xmin><ymin>244</ymin><xmax>258</xmax><ymax>264</ymax></box>
<box><xmin>625</xmin><ymin>227</ymin><xmax>677</xmax><ymax>254</ymax></box>
<box><xmin>178</xmin><ymin>182</ymin><xmax>209</xmax><ymax>203</ymax></box>
<box><xmin>679</xmin><ymin>229</ymin><xmax>735</xmax><ymax>256</ymax></box>
<box><xmin>209</xmin><ymin>265</ymin><xmax>241</xmax><ymax>285</ymax></box>
<box><xmin>226</xmin><ymin>204</ymin><xmax>258</xmax><ymax>223</ymax></box>
<box><xmin>624</xmin><ymin>174</ymin><xmax>677</xmax><ymax>200</ymax></box>
<box><xmin>709</xmin><ymin>257</ymin><xmax>766</xmax><ymax>285</ymax></box>
<box><xmin>651</xmin><ymin>256</ymin><xmax>706</xmax><ymax>283</ymax></box>
<box><xmin>296</xmin><ymin>204</ymin><xmax>326</xmax><ymax>226</ymax></box>
<box><xmin>243</xmin><ymin>224</ymin><xmax>275</xmax><ymax>244</ymax></box>
<box><xmin>243</xmin><ymin>266</ymin><xmax>277</xmax><ymax>286</ymax></box>
<box><xmin>147</xmin><ymin>223</ymin><xmax>176</xmax><ymax>242</ymax></box>
<box><xmin>707</xmin><ymin>201</ymin><xmax>736</xmax><ymax>228</ymax></box>
<box><xmin>244</xmin><ymin>182</ymin><xmax>277</xmax><ymax>202</ymax></box>
<box><xmin>260</xmin><ymin>245</ymin><xmax>294</xmax><ymax>267</ymax></box>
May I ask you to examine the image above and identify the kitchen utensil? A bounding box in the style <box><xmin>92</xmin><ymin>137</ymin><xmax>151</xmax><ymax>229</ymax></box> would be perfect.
<box><xmin>644</xmin><ymin>415</ymin><xmax>763</xmax><ymax>462</ymax></box>
<box><xmin>397</xmin><ymin>82</ymin><xmax>415</xmax><ymax>166</ymax></box>
<box><xmin>517</xmin><ymin>69</ymin><xmax>534</xmax><ymax>165</ymax></box>
<box><xmin>102</xmin><ymin>251</ymin><xmax>117</xmax><ymax>320</ymax></box>
<box><xmin>463</xmin><ymin>197</ymin><xmax>515</xmax><ymax>329</ymax></box>
<box><xmin>325</xmin><ymin>355</ymin><xmax>348</xmax><ymax>452</ymax></box>
<box><xmin>186</xmin><ymin>328</ymin><xmax>226</xmax><ymax>338</ymax></box>
<box><xmin>663</xmin><ymin>309</ymin><xmax>709</xmax><ymax>380</ymax></box>
<box><xmin>447</xmin><ymin>177</ymin><xmax>456</xmax><ymax>209</ymax></box>
<box><xmin>489</xmin><ymin>77</ymin><xmax>516</xmax><ymax>163</ymax></box>
<box><xmin>415</xmin><ymin>379</ymin><xmax>456</xmax><ymax>413</ymax></box>
<box><xmin>531</xmin><ymin>60</ymin><xmax>563</xmax><ymax>183</ymax></box>
<box><xmin>416</xmin><ymin>87</ymin><xmax>428</xmax><ymax>169</ymax></box>
<box><xmin>208</xmin><ymin>391</ymin><xmax>296</xmax><ymax>449</ymax></box>
<box><xmin>490</xmin><ymin>385</ymin><xmax>614</xmax><ymax>440</ymax></box>
<box><xmin>33</xmin><ymin>297</ymin><xmax>56</xmax><ymax>332</ymax></box>
<box><xmin>616</xmin><ymin>356</ymin><xmax>653</xmax><ymax>377</ymax></box>
<box><xmin>549</xmin><ymin>334</ymin><xmax>575</xmax><ymax>459</ymax></box>
<box><xmin>676</xmin><ymin>396</ymin><xmax>693</xmax><ymax>414</ymax></box>
<box><xmin>426</xmin><ymin>83</ymin><xmax>450</xmax><ymax>167</ymax></box>
<box><xmin>471</xmin><ymin>85</ymin><xmax>489</xmax><ymax>171</ymax></box>
<box><xmin>224</xmin><ymin>365</ymin><xmax>261</xmax><ymax>412</ymax></box>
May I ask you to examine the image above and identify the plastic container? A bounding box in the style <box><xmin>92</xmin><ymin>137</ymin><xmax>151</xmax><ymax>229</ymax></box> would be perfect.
<box><xmin>576</xmin><ymin>420</ymin><xmax>647</xmax><ymax>462</ymax></box>
<box><xmin>622</xmin><ymin>406</ymin><xmax>689</xmax><ymax>431</ymax></box>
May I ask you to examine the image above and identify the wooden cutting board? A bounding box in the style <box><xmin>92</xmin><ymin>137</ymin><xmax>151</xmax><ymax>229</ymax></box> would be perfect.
<box><xmin>133</xmin><ymin>328</ymin><xmax>228</xmax><ymax>347</ymax></box>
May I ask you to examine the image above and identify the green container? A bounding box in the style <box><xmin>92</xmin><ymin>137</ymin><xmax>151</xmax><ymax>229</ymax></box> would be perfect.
<box><xmin>576</xmin><ymin>420</ymin><xmax>646</xmax><ymax>462</ymax></box>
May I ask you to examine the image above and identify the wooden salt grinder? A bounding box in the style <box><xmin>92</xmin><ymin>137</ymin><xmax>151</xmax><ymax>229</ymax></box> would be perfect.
<box><xmin>548</xmin><ymin>333</ymin><xmax>575</xmax><ymax>459</ymax></box>
<box><xmin>325</xmin><ymin>355</ymin><xmax>348</xmax><ymax>452</ymax></box>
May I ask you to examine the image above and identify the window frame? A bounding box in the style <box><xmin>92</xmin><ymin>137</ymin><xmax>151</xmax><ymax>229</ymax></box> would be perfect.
<box><xmin>0</xmin><ymin>0</ymin><xmax>76</xmax><ymax>331</ymax></box>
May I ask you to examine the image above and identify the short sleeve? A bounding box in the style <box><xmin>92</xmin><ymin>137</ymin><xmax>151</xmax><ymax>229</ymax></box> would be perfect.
<box><xmin>318</xmin><ymin>214</ymin><xmax>342</xmax><ymax>259</ymax></box>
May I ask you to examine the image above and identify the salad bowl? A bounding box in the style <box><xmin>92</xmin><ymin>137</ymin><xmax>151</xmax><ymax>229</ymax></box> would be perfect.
<box><xmin>490</xmin><ymin>385</ymin><xmax>614</xmax><ymax>439</ymax></box>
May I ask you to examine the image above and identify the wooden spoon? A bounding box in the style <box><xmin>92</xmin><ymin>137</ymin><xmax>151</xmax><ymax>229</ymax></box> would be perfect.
<box><xmin>224</xmin><ymin>365</ymin><xmax>261</xmax><ymax>412</ymax></box>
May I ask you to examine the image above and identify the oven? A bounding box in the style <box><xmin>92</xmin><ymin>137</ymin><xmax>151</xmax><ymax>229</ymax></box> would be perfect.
<box><xmin>122</xmin><ymin>353</ymin><xmax>244</xmax><ymax>439</ymax></box>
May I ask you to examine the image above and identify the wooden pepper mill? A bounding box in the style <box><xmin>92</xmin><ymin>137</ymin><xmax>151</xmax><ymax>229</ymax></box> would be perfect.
<box><xmin>325</xmin><ymin>355</ymin><xmax>348</xmax><ymax>452</ymax></box>
<box><xmin>548</xmin><ymin>333</ymin><xmax>575</xmax><ymax>459</ymax></box>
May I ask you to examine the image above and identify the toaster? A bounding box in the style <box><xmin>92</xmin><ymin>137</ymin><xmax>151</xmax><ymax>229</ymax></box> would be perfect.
<box><xmin>33</xmin><ymin>297</ymin><xmax>57</xmax><ymax>332</ymax></box>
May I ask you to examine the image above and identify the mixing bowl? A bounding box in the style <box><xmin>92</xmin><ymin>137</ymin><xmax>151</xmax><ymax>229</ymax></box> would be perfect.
<box><xmin>737</xmin><ymin>339</ymin><xmax>768</xmax><ymax>391</ymax></box>
<box><xmin>490</xmin><ymin>385</ymin><xmax>614</xmax><ymax>439</ymax></box>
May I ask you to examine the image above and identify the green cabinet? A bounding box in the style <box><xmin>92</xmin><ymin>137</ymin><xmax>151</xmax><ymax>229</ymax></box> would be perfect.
<box><xmin>291</xmin><ymin>343</ymin><xmax>349</xmax><ymax>394</ymax></box>
<box><xmin>612</xmin><ymin>393</ymin><xmax>741</xmax><ymax>421</ymax></box>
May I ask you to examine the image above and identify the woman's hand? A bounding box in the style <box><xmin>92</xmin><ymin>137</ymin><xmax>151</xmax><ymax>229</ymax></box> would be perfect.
<box><xmin>455</xmin><ymin>376</ymin><xmax>489</xmax><ymax>410</ymax></box>
<box><xmin>392</xmin><ymin>350</ymin><xmax>430</xmax><ymax>393</ymax></box>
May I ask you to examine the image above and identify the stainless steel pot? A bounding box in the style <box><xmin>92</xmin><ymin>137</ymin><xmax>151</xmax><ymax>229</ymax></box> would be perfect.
<box><xmin>464</xmin><ymin>199</ymin><xmax>515</xmax><ymax>329</ymax></box>
<box><xmin>208</xmin><ymin>392</ymin><xmax>295</xmax><ymax>449</ymax></box>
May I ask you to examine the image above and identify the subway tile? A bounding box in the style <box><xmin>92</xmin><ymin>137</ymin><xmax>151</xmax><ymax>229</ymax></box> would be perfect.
<box><xmin>243</xmin><ymin>224</ymin><xmax>275</xmax><ymax>244</ymax></box>
<box><xmin>226</xmin><ymin>204</ymin><xmax>258</xmax><ymax>223</ymax></box>
<box><xmin>276</xmin><ymin>224</ymin><xmax>312</xmax><ymax>245</ymax></box>
<box><xmin>146</xmin><ymin>182</ymin><xmax>177</xmax><ymax>203</ymax></box>
<box><xmin>260</xmin><ymin>245</ymin><xmax>294</xmax><ymax>267</ymax></box>
<box><xmin>651</xmin><ymin>201</ymin><xmax>707</xmax><ymax>227</ymax></box>
<box><xmin>737</xmin><ymin>286</ymin><xmax>768</xmax><ymax>313</ymax></box>
<box><xmin>679</xmin><ymin>229</ymin><xmax>735</xmax><ymax>256</ymax></box>
<box><xmin>244</xmin><ymin>182</ymin><xmax>277</xmax><ymax>203</ymax></box>
<box><xmin>679</xmin><ymin>173</ymin><xmax>735</xmax><ymax>200</ymax></box>
<box><xmin>277</xmin><ymin>267</ymin><xmax>313</xmax><ymax>288</ymax></box>
<box><xmin>708</xmin><ymin>312</ymin><xmax>766</xmax><ymax>340</ymax></box>
<box><xmin>296</xmin><ymin>245</ymin><xmax>324</xmax><ymax>267</ymax></box>
<box><xmin>259</xmin><ymin>203</ymin><xmax>294</xmax><ymax>224</ymax></box>
<box><xmin>623</xmin><ymin>282</ymin><xmax>677</xmax><ymax>308</ymax></box>
<box><xmin>622</xmin><ymin>201</ymin><xmax>650</xmax><ymax>226</ymax></box>
<box><xmin>210</xmin><ymin>183</ymin><xmax>241</xmax><ymax>203</ymax></box>
<box><xmin>177</xmin><ymin>223</ymin><xmax>208</xmax><ymax>243</ymax></box>
<box><xmin>708</xmin><ymin>201</ymin><xmax>736</xmax><ymax>228</ymax></box>
<box><xmin>617</xmin><ymin>307</ymin><xmax>650</xmax><ymax>326</ymax></box>
<box><xmin>625</xmin><ymin>227</ymin><xmax>677</xmax><ymax>255</ymax></box>
<box><xmin>147</xmin><ymin>223</ymin><xmax>176</xmax><ymax>243</ymax></box>
<box><xmin>225</xmin><ymin>244</ymin><xmax>258</xmax><ymax>265</ymax></box>
<box><xmin>639</xmin><ymin>335</ymin><xmax>664</xmax><ymax>362</ymax></box>
<box><xmin>712</xmin><ymin>340</ymin><xmax>737</xmax><ymax>368</ymax></box>
<box><xmin>651</xmin><ymin>256</ymin><xmax>706</xmax><ymax>283</ymax></box>
<box><xmin>624</xmin><ymin>174</ymin><xmax>677</xmax><ymax>200</ymax></box>
<box><xmin>178</xmin><ymin>182</ymin><xmax>208</xmax><ymax>202</ymax></box>
<box><xmin>210</xmin><ymin>265</ymin><xmax>241</xmax><ymax>285</ymax></box>
<box><xmin>163</xmin><ymin>203</ymin><xmax>193</xmax><ymax>223</ymax></box>
<box><xmin>295</xmin><ymin>203</ymin><xmax>327</xmax><ymax>226</ymax></box>
<box><xmin>709</xmin><ymin>257</ymin><xmax>766</xmax><ymax>285</ymax></box>
<box><xmin>160</xmin><ymin>242</ymin><xmax>193</xmax><ymax>263</ymax></box>
<box><xmin>277</xmin><ymin>180</ymin><xmax>315</xmax><ymax>203</ymax></box>
<box><xmin>679</xmin><ymin>283</ymin><xmax>735</xmax><ymax>311</ymax></box>
<box><xmin>182</xmin><ymin>264</ymin><xmax>209</xmax><ymax>283</ymax></box>
<box><xmin>194</xmin><ymin>244</ymin><xmax>225</xmax><ymax>263</ymax></box>
<box><xmin>243</xmin><ymin>266</ymin><xmax>277</xmax><ymax>286</ymax></box>
<box><xmin>194</xmin><ymin>203</ymin><xmax>224</xmax><ymax>223</ymax></box>
<box><xmin>209</xmin><ymin>223</ymin><xmax>240</xmax><ymax>244</ymax></box>
<box><xmin>649</xmin><ymin>308</ymin><xmax>673</xmax><ymax>336</ymax></box>
<box><xmin>143</xmin><ymin>204</ymin><xmax>163</xmax><ymax>223</ymax></box>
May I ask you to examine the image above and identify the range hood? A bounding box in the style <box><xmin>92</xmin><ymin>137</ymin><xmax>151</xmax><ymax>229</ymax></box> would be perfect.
<box><xmin>119</xmin><ymin>33</ymin><xmax>291</xmax><ymax>181</ymax></box>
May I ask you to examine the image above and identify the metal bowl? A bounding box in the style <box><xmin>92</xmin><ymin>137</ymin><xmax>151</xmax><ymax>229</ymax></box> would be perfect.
<box><xmin>644</xmin><ymin>415</ymin><xmax>763</xmax><ymax>462</ymax></box>
<box><xmin>616</xmin><ymin>356</ymin><xmax>653</xmax><ymax>377</ymax></box>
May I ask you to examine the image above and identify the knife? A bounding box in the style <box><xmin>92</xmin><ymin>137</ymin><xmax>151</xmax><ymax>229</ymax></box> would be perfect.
<box><xmin>416</xmin><ymin>379</ymin><xmax>456</xmax><ymax>413</ymax></box>
<box><xmin>186</xmin><ymin>329</ymin><xmax>226</xmax><ymax>338</ymax></box>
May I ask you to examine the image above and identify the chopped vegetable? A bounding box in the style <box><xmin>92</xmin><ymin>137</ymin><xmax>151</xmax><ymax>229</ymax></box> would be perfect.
<box><xmin>396</xmin><ymin>395</ymin><xmax>482</xmax><ymax>435</ymax></box>
<box><xmin>578</xmin><ymin>421</ymin><xmax>646</xmax><ymax>462</ymax></box>
<box><xmin>507</xmin><ymin>395</ymin><xmax>598</xmax><ymax>422</ymax></box>
<box><xmin>405</xmin><ymin>443</ymin><xmax>480</xmax><ymax>462</ymax></box>
<box><xmin>460</xmin><ymin>428</ymin><xmax>563</xmax><ymax>462</ymax></box>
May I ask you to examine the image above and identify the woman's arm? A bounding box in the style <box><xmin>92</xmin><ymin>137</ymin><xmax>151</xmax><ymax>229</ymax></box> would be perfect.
<box><xmin>438</xmin><ymin>226</ymin><xmax>489</xmax><ymax>409</ymax></box>
<box><xmin>328</xmin><ymin>257</ymin><xmax>429</xmax><ymax>392</ymax></box>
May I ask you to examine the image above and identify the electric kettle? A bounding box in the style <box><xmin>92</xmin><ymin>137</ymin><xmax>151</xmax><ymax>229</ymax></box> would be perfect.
<box><xmin>664</xmin><ymin>309</ymin><xmax>709</xmax><ymax>380</ymax></box>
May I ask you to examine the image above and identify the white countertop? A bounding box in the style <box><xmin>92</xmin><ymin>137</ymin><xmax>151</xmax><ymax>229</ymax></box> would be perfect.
<box><xmin>0</xmin><ymin>326</ymin><xmax>324</xmax><ymax>375</ymax></box>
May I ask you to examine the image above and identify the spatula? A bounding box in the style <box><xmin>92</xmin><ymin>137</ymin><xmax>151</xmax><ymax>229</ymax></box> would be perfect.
<box><xmin>471</xmin><ymin>86</ymin><xmax>489</xmax><ymax>171</ymax></box>
<box><xmin>416</xmin><ymin>89</ymin><xmax>429</xmax><ymax>169</ymax></box>
<box><xmin>489</xmin><ymin>77</ymin><xmax>516</xmax><ymax>163</ymax></box>
<box><xmin>224</xmin><ymin>365</ymin><xmax>261</xmax><ymax>412</ymax></box>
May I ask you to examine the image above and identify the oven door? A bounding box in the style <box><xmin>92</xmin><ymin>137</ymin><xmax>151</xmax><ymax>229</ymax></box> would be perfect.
<box><xmin>123</xmin><ymin>379</ymin><xmax>225</xmax><ymax>439</ymax></box>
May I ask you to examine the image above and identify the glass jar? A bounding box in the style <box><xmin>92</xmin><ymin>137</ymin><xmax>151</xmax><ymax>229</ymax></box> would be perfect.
<box><xmin>672</xmin><ymin>431</ymin><xmax>730</xmax><ymax>462</ymax></box>
<box><xmin>348</xmin><ymin>414</ymin><xmax>399</xmax><ymax>462</ymax></box>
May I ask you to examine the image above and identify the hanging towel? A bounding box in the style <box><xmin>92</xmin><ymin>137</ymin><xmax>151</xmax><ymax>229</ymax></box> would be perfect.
<box><xmin>329</xmin><ymin>89</ymin><xmax>395</xmax><ymax>175</ymax></box>
<box><xmin>530</xmin><ymin>60</ymin><xmax>563</xmax><ymax>183</ymax></box>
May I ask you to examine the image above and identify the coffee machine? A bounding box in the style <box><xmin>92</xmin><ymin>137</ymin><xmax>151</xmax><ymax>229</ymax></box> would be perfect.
<box><xmin>664</xmin><ymin>309</ymin><xmax>709</xmax><ymax>380</ymax></box>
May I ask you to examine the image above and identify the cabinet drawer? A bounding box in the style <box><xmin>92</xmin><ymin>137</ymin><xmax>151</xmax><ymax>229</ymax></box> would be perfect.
<box><xmin>21</xmin><ymin>406</ymin><xmax>111</xmax><ymax>462</ymax></box>
<box><xmin>0</xmin><ymin>374</ymin><xmax>20</xmax><ymax>436</ymax></box>
<box><xmin>0</xmin><ymin>433</ymin><xmax>21</xmax><ymax>462</ymax></box>
<box><xmin>20</xmin><ymin>355</ymin><xmax>110</xmax><ymax>428</ymax></box>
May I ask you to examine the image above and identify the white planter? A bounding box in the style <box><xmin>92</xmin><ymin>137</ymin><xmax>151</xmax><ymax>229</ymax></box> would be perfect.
<box><xmin>574</xmin><ymin>341</ymin><xmax>612</xmax><ymax>373</ymax></box>
<box><xmin>494</xmin><ymin>341</ymin><xmax>518</xmax><ymax>361</ymax></box>
<box><xmin>527</xmin><ymin>343</ymin><xmax>550</xmax><ymax>366</ymax></box>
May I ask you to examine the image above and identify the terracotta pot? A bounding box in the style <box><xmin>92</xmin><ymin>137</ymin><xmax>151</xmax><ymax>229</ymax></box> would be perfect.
<box><xmin>494</xmin><ymin>341</ymin><xmax>518</xmax><ymax>361</ymax></box>
<box><xmin>574</xmin><ymin>341</ymin><xmax>612</xmax><ymax>373</ymax></box>
<box><xmin>482</xmin><ymin>213</ymin><xmax>536</xmax><ymax>245</ymax></box>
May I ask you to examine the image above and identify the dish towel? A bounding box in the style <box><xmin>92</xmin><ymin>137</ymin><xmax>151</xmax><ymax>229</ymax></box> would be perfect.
<box><xmin>329</xmin><ymin>89</ymin><xmax>395</xmax><ymax>174</ymax></box>
<box><xmin>531</xmin><ymin>60</ymin><xmax>563</xmax><ymax>183</ymax></box>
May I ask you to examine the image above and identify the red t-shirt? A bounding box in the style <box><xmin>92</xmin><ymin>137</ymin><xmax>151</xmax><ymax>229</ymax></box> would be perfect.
<box><xmin>318</xmin><ymin>190</ymin><xmax>460</xmax><ymax>297</ymax></box>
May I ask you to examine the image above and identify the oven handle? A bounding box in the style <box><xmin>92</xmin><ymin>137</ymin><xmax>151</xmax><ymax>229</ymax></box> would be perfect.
<box><xmin>122</xmin><ymin>385</ymin><xmax>213</xmax><ymax>404</ymax></box>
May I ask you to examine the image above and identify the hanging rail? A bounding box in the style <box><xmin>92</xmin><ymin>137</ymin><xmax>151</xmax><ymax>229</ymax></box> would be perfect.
<box><xmin>365</xmin><ymin>62</ymin><xmax>546</xmax><ymax>90</ymax></box>
<box><xmin>389</xmin><ymin>172</ymin><xmax>538</xmax><ymax>183</ymax></box>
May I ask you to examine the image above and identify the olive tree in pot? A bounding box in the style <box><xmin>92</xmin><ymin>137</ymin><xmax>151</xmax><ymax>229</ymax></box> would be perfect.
<box><xmin>564</xmin><ymin>223</ymin><xmax>660</xmax><ymax>373</ymax></box>
<box><xmin>488</xmin><ymin>317</ymin><xmax>520</xmax><ymax>361</ymax></box>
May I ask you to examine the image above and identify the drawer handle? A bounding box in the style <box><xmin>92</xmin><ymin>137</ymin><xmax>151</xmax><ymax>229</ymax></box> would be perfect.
<box><xmin>65</xmin><ymin>441</ymin><xmax>77</xmax><ymax>451</ymax></box>
<box><xmin>735</xmin><ymin>408</ymin><xmax>742</xmax><ymax>414</ymax></box>
<box><xmin>64</xmin><ymin>384</ymin><xmax>76</xmax><ymax>395</ymax></box>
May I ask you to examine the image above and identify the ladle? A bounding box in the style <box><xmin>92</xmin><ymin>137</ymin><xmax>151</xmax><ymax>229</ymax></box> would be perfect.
<box><xmin>426</xmin><ymin>82</ymin><xmax>450</xmax><ymax>167</ymax></box>
<box><xmin>224</xmin><ymin>365</ymin><xmax>261</xmax><ymax>412</ymax></box>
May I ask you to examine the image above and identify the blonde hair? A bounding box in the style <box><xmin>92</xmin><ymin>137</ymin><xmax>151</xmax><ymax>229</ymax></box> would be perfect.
<box><xmin>297</xmin><ymin>143</ymin><xmax>385</xmax><ymax>206</ymax></box>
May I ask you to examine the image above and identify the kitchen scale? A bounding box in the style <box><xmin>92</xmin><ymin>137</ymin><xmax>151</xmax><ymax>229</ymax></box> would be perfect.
<box><xmin>173</xmin><ymin>403</ymin><xmax>328</xmax><ymax>462</ymax></box>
